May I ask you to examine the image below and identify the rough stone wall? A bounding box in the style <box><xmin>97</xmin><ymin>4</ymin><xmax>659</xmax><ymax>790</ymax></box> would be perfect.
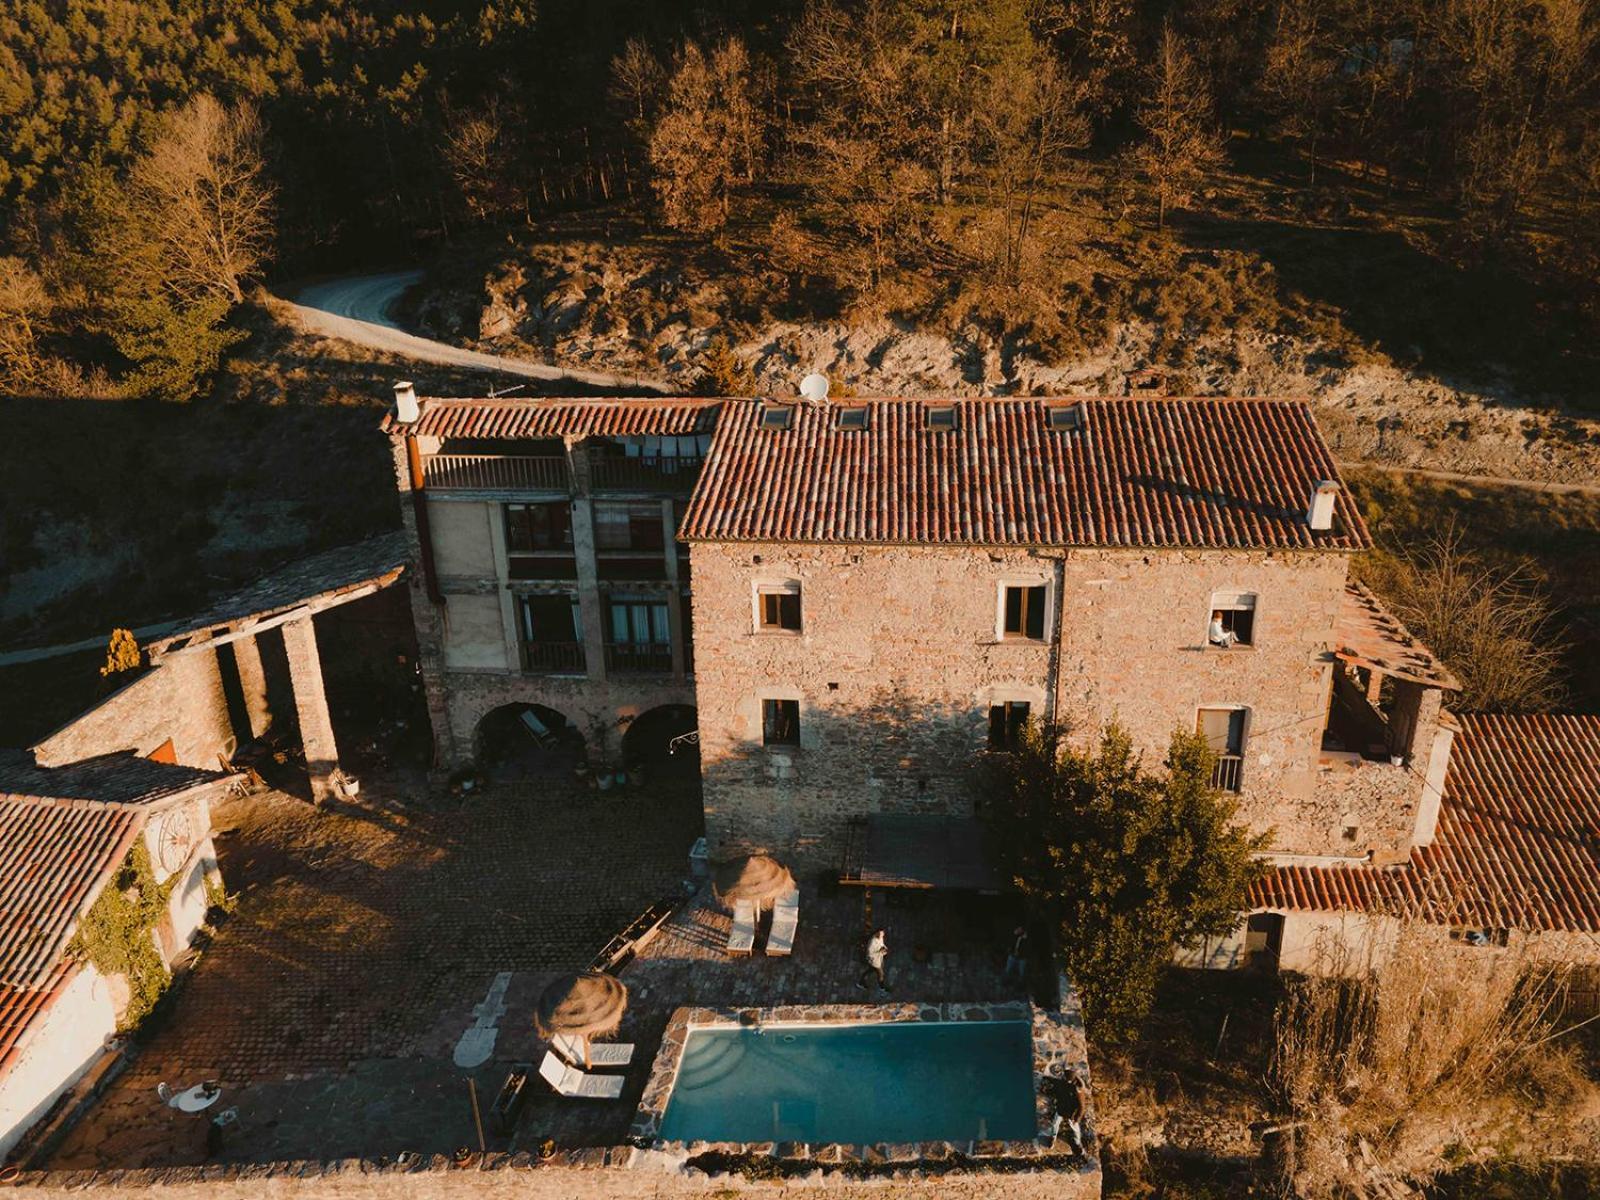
<box><xmin>1299</xmin><ymin>761</ymin><xmax>1422</xmax><ymax>866</ymax></box>
<box><xmin>689</xmin><ymin>540</ymin><xmax>1383</xmax><ymax>864</ymax></box>
<box><xmin>32</xmin><ymin>651</ymin><xmax>235</xmax><ymax>771</ymax></box>
<box><xmin>7</xmin><ymin>1160</ymin><xmax>1099</xmax><ymax>1199</ymax></box>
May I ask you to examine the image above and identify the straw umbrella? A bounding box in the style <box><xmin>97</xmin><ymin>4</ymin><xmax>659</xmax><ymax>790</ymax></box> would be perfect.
<box><xmin>535</xmin><ymin>972</ymin><xmax>627</xmax><ymax>1068</ymax></box>
<box><xmin>712</xmin><ymin>854</ymin><xmax>795</xmax><ymax>912</ymax></box>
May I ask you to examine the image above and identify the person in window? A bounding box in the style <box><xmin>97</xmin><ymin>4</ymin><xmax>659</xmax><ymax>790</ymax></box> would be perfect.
<box><xmin>1208</xmin><ymin>609</ymin><xmax>1237</xmax><ymax>648</ymax></box>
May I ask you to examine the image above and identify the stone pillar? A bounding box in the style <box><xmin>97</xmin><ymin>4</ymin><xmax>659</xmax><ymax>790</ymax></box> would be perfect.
<box><xmin>231</xmin><ymin>632</ymin><xmax>272</xmax><ymax>741</ymax></box>
<box><xmin>571</xmin><ymin>497</ymin><xmax>608</xmax><ymax>683</ymax></box>
<box><xmin>283</xmin><ymin>613</ymin><xmax>340</xmax><ymax>803</ymax></box>
<box><xmin>663</xmin><ymin>499</ymin><xmax>687</xmax><ymax>680</ymax></box>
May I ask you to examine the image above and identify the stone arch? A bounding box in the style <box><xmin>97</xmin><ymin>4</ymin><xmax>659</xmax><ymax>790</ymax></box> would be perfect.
<box><xmin>474</xmin><ymin>702</ymin><xmax>585</xmax><ymax>780</ymax></box>
<box><xmin>620</xmin><ymin>704</ymin><xmax>699</xmax><ymax>779</ymax></box>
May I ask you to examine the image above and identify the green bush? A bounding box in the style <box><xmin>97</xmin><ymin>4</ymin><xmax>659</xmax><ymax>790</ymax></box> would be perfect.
<box><xmin>70</xmin><ymin>841</ymin><xmax>175</xmax><ymax>1031</ymax></box>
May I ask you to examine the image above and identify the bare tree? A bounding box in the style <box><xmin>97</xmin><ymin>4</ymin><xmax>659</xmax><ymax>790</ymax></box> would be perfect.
<box><xmin>647</xmin><ymin>38</ymin><xmax>762</xmax><ymax>234</ymax></box>
<box><xmin>1125</xmin><ymin>24</ymin><xmax>1224</xmax><ymax>229</ymax></box>
<box><xmin>971</xmin><ymin>51</ymin><xmax>1089</xmax><ymax>280</ymax></box>
<box><xmin>126</xmin><ymin>95</ymin><xmax>275</xmax><ymax>304</ymax></box>
<box><xmin>441</xmin><ymin>100</ymin><xmax>526</xmax><ymax>223</ymax></box>
<box><xmin>0</xmin><ymin>256</ymin><xmax>49</xmax><ymax>389</ymax></box>
<box><xmin>1257</xmin><ymin>0</ymin><xmax>1339</xmax><ymax>184</ymax></box>
<box><xmin>1358</xmin><ymin>525</ymin><xmax>1568</xmax><ymax>712</ymax></box>
<box><xmin>609</xmin><ymin>37</ymin><xmax>666</xmax><ymax>136</ymax></box>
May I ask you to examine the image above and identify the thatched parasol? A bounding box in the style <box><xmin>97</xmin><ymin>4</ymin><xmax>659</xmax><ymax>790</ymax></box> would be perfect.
<box><xmin>535</xmin><ymin>972</ymin><xmax>627</xmax><ymax>1067</ymax></box>
<box><xmin>712</xmin><ymin>854</ymin><xmax>795</xmax><ymax>910</ymax></box>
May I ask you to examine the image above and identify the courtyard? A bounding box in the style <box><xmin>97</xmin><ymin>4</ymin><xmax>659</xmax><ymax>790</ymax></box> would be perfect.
<box><xmin>42</xmin><ymin>766</ymin><xmax>1043</xmax><ymax>1171</ymax></box>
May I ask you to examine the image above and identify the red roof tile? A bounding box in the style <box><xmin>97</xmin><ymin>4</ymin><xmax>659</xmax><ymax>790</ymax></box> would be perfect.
<box><xmin>384</xmin><ymin>397</ymin><xmax>720</xmax><ymax>439</ymax></box>
<box><xmin>678</xmin><ymin>398</ymin><xmax>1370</xmax><ymax>550</ymax></box>
<box><xmin>0</xmin><ymin>756</ymin><xmax>228</xmax><ymax>1076</ymax></box>
<box><xmin>1251</xmin><ymin>714</ymin><xmax>1600</xmax><ymax>932</ymax></box>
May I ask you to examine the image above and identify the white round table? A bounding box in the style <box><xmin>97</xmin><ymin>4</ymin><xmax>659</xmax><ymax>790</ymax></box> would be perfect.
<box><xmin>170</xmin><ymin>1084</ymin><xmax>222</xmax><ymax>1114</ymax></box>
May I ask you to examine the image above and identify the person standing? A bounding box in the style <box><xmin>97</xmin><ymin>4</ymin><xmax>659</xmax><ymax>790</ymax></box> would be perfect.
<box><xmin>857</xmin><ymin>928</ymin><xmax>890</xmax><ymax>992</ymax></box>
<box><xmin>1004</xmin><ymin>925</ymin><xmax>1030</xmax><ymax>984</ymax></box>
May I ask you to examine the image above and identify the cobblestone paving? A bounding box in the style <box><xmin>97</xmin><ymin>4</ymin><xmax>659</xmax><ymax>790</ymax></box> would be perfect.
<box><xmin>45</xmin><ymin>770</ymin><xmax>1027</xmax><ymax>1169</ymax></box>
<box><xmin>47</xmin><ymin>767</ymin><xmax>701</xmax><ymax>1168</ymax></box>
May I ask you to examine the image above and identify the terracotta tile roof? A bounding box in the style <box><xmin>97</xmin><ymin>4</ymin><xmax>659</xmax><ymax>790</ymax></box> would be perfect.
<box><xmin>0</xmin><ymin>755</ymin><xmax>228</xmax><ymax>1075</ymax></box>
<box><xmin>1335</xmin><ymin>581</ymin><xmax>1460</xmax><ymax>690</ymax></box>
<box><xmin>678</xmin><ymin>398</ymin><xmax>1370</xmax><ymax>550</ymax></box>
<box><xmin>0</xmin><ymin>796</ymin><xmax>143</xmax><ymax>990</ymax></box>
<box><xmin>383</xmin><ymin>397</ymin><xmax>721</xmax><ymax>439</ymax></box>
<box><xmin>1251</xmin><ymin>714</ymin><xmax>1600</xmax><ymax>933</ymax></box>
<box><xmin>145</xmin><ymin>531</ymin><xmax>408</xmax><ymax>657</ymax></box>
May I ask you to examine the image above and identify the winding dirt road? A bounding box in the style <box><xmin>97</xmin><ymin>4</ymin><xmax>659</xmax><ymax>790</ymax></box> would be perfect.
<box><xmin>289</xmin><ymin>269</ymin><xmax>666</xmax><ymax>393</ymax></box>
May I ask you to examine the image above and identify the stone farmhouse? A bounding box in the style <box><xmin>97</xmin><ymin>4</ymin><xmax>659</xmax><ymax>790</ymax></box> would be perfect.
<box><xmin>374</xmin><ymin>387</ymin><xmax>1600</xmax><ymax>976</ymax></box>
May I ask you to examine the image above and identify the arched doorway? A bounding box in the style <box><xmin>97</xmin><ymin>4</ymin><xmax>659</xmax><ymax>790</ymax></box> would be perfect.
<box><xmin>621</xmin><ymin>705</ymin><xmax>699</xmax><ymax>780</ymax></box>
<box><xmin>476</xmin><ymin>703</ymin><xmax>585</xmax><ymax>781</ymax></box>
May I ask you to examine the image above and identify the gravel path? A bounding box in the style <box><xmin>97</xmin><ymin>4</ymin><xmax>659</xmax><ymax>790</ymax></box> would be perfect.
<box><xmin>289</xmin><ymin>269</ymin><xmax>666</xmax><ymax>393</ymax></box>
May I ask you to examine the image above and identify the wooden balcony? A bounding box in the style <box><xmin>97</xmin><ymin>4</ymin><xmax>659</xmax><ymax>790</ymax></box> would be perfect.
<box><xmin>424</xmin><ymin>454</ymin><xmax>571</xmax><ymax>491</ymax></box>
<box><xmin>1211</xmin><ymin>754</ymin><xmax>1244</xmax><ymax>793</ymax></box>
<box><xmin>604</xmin><ymin>642</ymin><xmax>674</xmax><ymax>675</ymax></box>
<box><xmin>521</xmin><ymin>641</ymin><xmax>587</xmax><ymax>675</ymax></box>
<box><xmin>588</xmin><ymin>455</ymin><xmax>703</xmax><ymax>493</ymax></box>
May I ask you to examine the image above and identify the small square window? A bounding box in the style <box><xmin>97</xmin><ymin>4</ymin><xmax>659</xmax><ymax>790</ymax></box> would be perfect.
<box><xmin>758</xmin><ymin>585</ymin><xmax>802</xmax><ymax>632</ymax></box>
<box><xmin>760</xmin><ymin>405</ymin><xmax>795</xmax><ymax>430</ymax></box>
<box><xmin>1001</xmin><ymin>584</ymin><xmax>1047</xmax><ymax>640</ymax></box>
<box><xmin>836</xmin><ymin>406</ymin><xmax>869</xmax><ymax>430</ymax></box>
<box><xmin>925</xmin><ymin>405</ymin><xmax>957</xmax><ymax>431</ymax></box>
<box><xmin>1045</xmin><ymin>404</ymin><xmax>1083</xmax><ymax>432</ymax></box>
<box><xmin>1208</xmin><ymin>591</ymin><xmax>1257</xmax><ymax>647</ymax></box>
<box><xmin>762</xmin><ymin>698</ymin><xmax>800</xmax><ymax>746</ymax></box>
<box><xmin>988</xmin><ymin>702</ymin><xmax>1030</xmax><ymax>750</ymax></box>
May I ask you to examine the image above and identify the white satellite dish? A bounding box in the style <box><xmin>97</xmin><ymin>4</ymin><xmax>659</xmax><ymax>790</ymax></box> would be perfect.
<box><xmin>799</xmin><ymin>372</ymin><xmax>830</xmax><ymax>403</ymax></box>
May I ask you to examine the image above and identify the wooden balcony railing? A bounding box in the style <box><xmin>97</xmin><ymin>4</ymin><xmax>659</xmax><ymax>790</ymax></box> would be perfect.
<box><xmin>604</xmin><ymin>642</ymin><xmax>674</xmax><ymax>675</ymax></box>
<box><xmin>521</xmin><ymin>641</ymin><xmax>587</xmax><ymax>674</ymax></box>
<box><xmin>424</xmin><ymin>455</ymin><xmax>571</xmax><ymax>491</ymax></box>
<box><xmin>588</xmin><ymin>455</ymin><xmax>703</xmax><ymax>492</ymax></box>
<box><xmin>1211</xmin><ymin>754</ymin><xmax>1244</xmax><ymax>793</ymax></box>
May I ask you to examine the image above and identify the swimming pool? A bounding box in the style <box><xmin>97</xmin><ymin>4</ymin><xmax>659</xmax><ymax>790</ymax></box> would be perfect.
<box><xmin>658</xmin><ymin>1020</ymin><xmax>1036</xmax><ymax>1145</ymax></box>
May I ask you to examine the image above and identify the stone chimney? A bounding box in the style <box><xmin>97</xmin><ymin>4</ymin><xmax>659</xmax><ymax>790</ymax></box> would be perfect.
<box><xmin>393</xmin><ymin>381</ymin><xmax>420</xmax><ymax>424</ymax></box>
<box><xmin>1307</xmin><ymin>480</ymin><xmax>1340</xmax><ymax>531</ymax></box>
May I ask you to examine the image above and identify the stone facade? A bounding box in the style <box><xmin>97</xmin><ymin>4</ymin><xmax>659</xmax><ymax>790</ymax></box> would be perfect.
<box><xmin>387</xmin><ymin>438</ymin><xmax>697</xmax><ymax>769</ymax></box>
<box><xmin>688</xmin><ymin>539</ymin><xmax>1430</xmax><ymax>864</ymax></box>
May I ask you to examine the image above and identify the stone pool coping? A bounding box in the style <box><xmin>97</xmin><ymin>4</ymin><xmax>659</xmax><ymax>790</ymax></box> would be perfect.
<box><xmin>626</xmin><ymin>996</ymin><xmax>1095</xmax><ymax>1172</ymax></box>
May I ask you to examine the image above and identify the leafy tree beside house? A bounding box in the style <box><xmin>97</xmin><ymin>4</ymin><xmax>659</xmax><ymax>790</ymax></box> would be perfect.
<box><xmin>987</xmin><ymin>720</ymin><xmax>1267</xmax><ymax>1043</ymax></box>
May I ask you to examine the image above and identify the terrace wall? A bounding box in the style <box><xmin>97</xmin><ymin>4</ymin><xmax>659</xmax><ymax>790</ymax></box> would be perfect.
<box><xmin>6</xmin><ymin>1157</ymin><xmax>1101</xmax><ymax>1198</ymax></box>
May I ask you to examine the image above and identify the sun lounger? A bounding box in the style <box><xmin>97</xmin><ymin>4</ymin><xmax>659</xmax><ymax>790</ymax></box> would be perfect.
<box><xmin>553</xmin><ymin>1032</ymin><xmax>634</xmax><ymax>1068</ymax></box>
<box><xmin>767</xmin><ymin>889</ymin><xmax>799</xmax><ymax>956</ymax></box>
<box><xmin>727</xmin><ymin>898</ymin><xmax>756</xmax><ymax>955</ymax></box>
<box><xmin>539</xmin><ymin>1050</ymin><xmax>626</xmax><ymax>1099</ymax></box>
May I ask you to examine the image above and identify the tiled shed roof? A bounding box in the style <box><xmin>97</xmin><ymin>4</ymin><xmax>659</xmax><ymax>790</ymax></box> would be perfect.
<box><xmin>0</xmin><ymin>750</ymin><xmax>224</xmax><ymax>808</ymax></box>
<box><xmin>1251</xmin><ymin>714</ymin><xmax>1600</xmax><ymax>933</ymax></box>
<box><xmin>678</xmin><ymin>398</ymin><xmax>1370</xmax><ymax>550</ymax></box>
<box><xmin>0</xmin><ymin>755</ymin><xmax>227</xmax><ymax>1074</ymax></box>
<box><xmin>383</xmin><ymin>397</ymin><xmax>720</xmax><ymax>439</ymax></box>
<box><xmin>1335</xmin><ymin>581</ymin><xmax>1461</xmax><ymax>690</ymax></box>
<box><xmin>145</xmin><ymin>531</ymin><xmax>408</xmax><ymax>657</ymax></box>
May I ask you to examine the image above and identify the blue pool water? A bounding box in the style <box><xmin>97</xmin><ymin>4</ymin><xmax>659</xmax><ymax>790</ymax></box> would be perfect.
<box><xmin>658</xmin><ymin>1021</ymin><xmax>1036</xmax><ymax>1144</ymax></box>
